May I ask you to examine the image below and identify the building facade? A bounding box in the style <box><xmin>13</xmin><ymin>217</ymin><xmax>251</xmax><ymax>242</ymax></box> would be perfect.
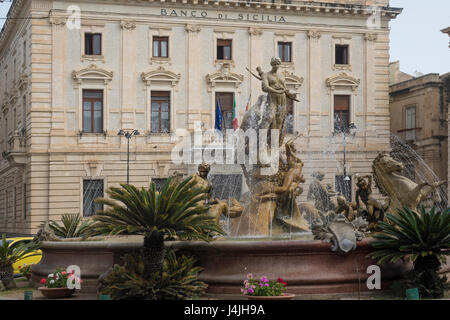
<box><xmin>443</xmin><ymin>27</ymin><xmax>450</xmax><ymax>200</ymax></box>
<box><xmin>0</xmin><ymin>0</ymin><xmax>400</xmax><ymax>235</ymax></box>
<box><xmin>389</xmin><ymin>69</ymin><xmax>450</xmax><ymax>196</ymax></box>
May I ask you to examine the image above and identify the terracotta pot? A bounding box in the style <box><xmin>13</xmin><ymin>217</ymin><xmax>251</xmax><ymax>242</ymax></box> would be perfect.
<box><xmin>38</xmin><ymin>287</ymin><xmax>76</xmax><ymax>299</ymax></box>
<box><xmin>246</xmin><ymin>293</ymin><xmax>295</xmax><ymax>300</ymax></box>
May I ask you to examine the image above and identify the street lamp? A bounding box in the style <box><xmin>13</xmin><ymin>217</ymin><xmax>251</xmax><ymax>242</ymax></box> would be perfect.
<box><xmin>118</xmin><ymin>129</ymin><xmax>140</xmax><ymax>184</ymax></box>
<box><xmin>333</xmin><ymin>122</ymin><xmax>357</xmax><ymax>200</ymax></box>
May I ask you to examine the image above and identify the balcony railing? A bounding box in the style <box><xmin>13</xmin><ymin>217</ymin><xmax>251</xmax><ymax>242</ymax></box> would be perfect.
<box><xmin>7</xmin><ymin>131</ymin><xmax>26</xmax><ymax>153</ymax></box>
<box><xmin>3</xmin><ymin>130</ymin><xmax>28</xmax><ymax>166</ymax></box>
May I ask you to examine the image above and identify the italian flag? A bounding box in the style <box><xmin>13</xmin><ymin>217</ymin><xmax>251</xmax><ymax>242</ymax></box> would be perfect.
<box><xmin>232</xmin><ymin>96</ymin><xmax>239</xmax><ymax>130</ymax></box>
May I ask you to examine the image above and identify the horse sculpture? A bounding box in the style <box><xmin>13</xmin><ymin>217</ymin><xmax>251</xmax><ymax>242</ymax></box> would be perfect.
<box><xmin>372</xmin><ymin>153</ymin><xmax>445</xmax><ymax>214</ymax></box>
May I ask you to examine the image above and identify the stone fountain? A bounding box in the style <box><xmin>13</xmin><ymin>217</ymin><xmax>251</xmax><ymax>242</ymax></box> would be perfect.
<box><xmin>31</xmin><ymin>58</ymin><xmax>449</xmax><ymax>295</ymax></box>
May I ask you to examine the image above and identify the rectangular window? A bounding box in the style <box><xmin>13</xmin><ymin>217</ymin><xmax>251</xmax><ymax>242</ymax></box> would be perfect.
<box><xmin>286</xmin><ymin>98</ymin><xmax>294</xmax><ymax>134</ymax></box>
<box><xmin>151</xmin><ymin>91</ymin><xmax>170</xmax><ymax>133</ymax></box>
<box><xmin>83</xmin><ymin>179</ymin><xmax>104</xmax><ymax>217</ymax></box>
<box><xmin>82</xmin><ymin>90</ymin><xmax>103</xmax><ymax>133</ymax></box>
<box><xmin>217</xmin><ymin>39</ymin><xmax>232</xmax><ymax>60</ymax></box>
<box><xmin>22</xmin><ymin>96</ymin><xmax>27</xmax><ymax>133</ymax></box>
<box><xmin>404</xmin><ymin>164</ymin><xmax>415</xmax><ymax>181</ymax></box>
<box><xmin>23</xmin><ymin>184</ymin><xmax>27</xmax><ymax>219</ymax></box>
<box><xmin>216</xmin><ymin>92</ymin><xmax>234</xmax><ymax>130</ymax></box>
<box><xmin>3</xmin><ymin>191</ymin><xmax>6</xmax><ymax>222</ymax></box>
<box><xmin>85</xmin><ymin>33</ymin><xmax>102</xmax><ymax>55</ymax></box>
<box><xmin>335</xmin><ymin>44</ymin><xmax>349</xmax><ymax>65</ymax></box>
<box><xmin>335</xmin><ymin>175</ymin><xmax>352</xmax><ymax>202</ymax></box>
<box><xmin>278</xmin><ymin>42</ymin><xmax>292</xmax><ymax>63</ymax></box>
<box><xmin>153</xmin><ymin>36</ymin><xmax>169</xmax><ymax>58</ymax></box>
<box><xmin>23</xmin><ymin>40</ymin><xmax>26</xmax><ymax>66</ymax></box>
<box><xmin>334</xmin><ymin>95</ymin><xmax>350</xmax><ymax>133</ymax></box>
<box><xmin>13</xmin><ymin>187</ymin><xmax>16</xmax><ymax>220</ymax></box>
<box><xmin>152</xmin><ymin>178</ymin><xmax>168</xmax><ymax>192</ymax></box>
<box><xmin>405</xmin><ymin>106</ymin><xmax>416</xmax><ymax>141</ymax></box>
<box><xmin>210</xmin><ymin>175</ymin><xmax>243</xmax><ymax>201</ymax></box>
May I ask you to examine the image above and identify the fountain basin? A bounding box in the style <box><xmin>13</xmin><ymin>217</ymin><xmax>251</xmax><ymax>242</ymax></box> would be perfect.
<box><xmin>168</xmin><ymin>238</ymin><xmax>450</xmax><ymax>294</ymax></box>
<box><xmin>31</xmin><ymin>238</ymin><xmax>142</xmax><ymax>293</ymax></box>
<box><xmin>31</xmin><ymin>237</ymin><xmax>450</xmax><ymax>295</ymax></box>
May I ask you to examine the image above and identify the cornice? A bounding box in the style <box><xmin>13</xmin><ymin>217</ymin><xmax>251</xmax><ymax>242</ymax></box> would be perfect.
<box><xmin>0</xmin><ymin>0</ymin><xmax>402</xmax><ymax>58</ymax></box>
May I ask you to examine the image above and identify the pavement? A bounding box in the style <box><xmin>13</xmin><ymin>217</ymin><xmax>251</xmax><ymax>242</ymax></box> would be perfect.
<box><xmin>1</xmin><ymin>278</ymin><xmax>448</xmax><ymax>300</ymax></box>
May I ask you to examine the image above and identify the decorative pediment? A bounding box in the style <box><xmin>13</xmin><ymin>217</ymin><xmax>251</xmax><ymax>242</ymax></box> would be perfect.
<box><xmin>72</xmin><ymin>64</ymin><xmax>113</xmax><ymax>85</ymax></box>
<box><xmin>326</xmin><ymin>73</ymin><xmax>360</xmax><ymax>91</ymax></box>
<box><xmin>283</xmin><ymin>71</ymin><xmax>304</xmax><ymax>90</ymax></box>
<box><xmin>141</xmin><ymin>66</ymin><xmax>181</xmax><ymax>87</ymax></box>
<box><xmin>206</xmin><ymin>64</ymin><xmax>243</xmax><ymax>91</ymax></box>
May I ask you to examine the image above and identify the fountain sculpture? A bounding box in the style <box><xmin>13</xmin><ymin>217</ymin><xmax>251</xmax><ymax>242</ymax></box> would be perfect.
<box><xmin>31</xmin><ymin>58</ymin><xmax>450</xmax><ymax>295</ymax></box>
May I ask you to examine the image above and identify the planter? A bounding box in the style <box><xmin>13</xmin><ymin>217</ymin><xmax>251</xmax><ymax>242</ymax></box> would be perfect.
<box><xmin>246</xmin><ymin>293</ymin><xmax>295</xmax><ymax>300</ymax></box>
<box><xmin>38</xmin><ymin>287</ymin><xmax>76</xmax><ymax>299</ymax></box>
<box><xmin>31</xmin><ymin>237</ymin><xmax>143</xmax><ymax>293</ymax></box>
<box><xmin>0</xmin><ymin>265</ymin><xmax>15</xmax><ymax>289</ymax></box>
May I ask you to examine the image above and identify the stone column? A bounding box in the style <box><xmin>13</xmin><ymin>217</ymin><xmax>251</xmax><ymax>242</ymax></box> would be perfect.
<box><xmin>248</xmin><ymin>27</ymin><xmax>264</xmax><ymax>107</ymax></box>
<box><xmin>307</xmin><ymin>30</ymin><xmax>322</xmax><ymax>139</ymax></box>
<box><xmin>120</xmin><ymin>20</ymin><xmax>137</xmax><ymax>130</ymax></box>
<box><xmin>364</xmin><ymin>33</ymin><xmax>377</xmax><ymax>148</ymax></box>
<box><xmin>185</xmin><ymin>24</ymin><xmax>202</xmax><ymax>130</ymax></box>
<box><xmin>49</xmin><ymin>17</ymin><xmax>66</xmax><ymax>135</ymax></box>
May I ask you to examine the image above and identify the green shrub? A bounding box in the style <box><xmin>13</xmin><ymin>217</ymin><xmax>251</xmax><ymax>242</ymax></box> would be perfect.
<box><xmin>47</xmin><ymin>214</ymin><xmax>96</xmax><ymax>239</ymax></box>
<box><xmin>100</xmin><ymin>249</ymin><xmax>207</xmax><ymax>300</ymax></box>
<box><xmin>369</xmin><ymin>206</ymin><xmax>450</xmax><ymax>298</ymax></box>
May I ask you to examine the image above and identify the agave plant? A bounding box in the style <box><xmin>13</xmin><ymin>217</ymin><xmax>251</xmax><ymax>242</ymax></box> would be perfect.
<box><xmin>368</xmin><ymin>206</ymin><xmax>450</xmax><ymax>298</ymax></box>
<box><xmin>0</xmin><ymin>234</ymin><xmax>41</xmax><ymax>289</ymax></box>
<box><xmin>100</xmin><ymin>249</ymin><xmax>207</xmax><ymax>300</ymax></box>
<box><xmin>48</xmin><ymin>214</ymin><xmax>95</xmax><ymax>239</ymax></box>
<box><xmin>93</xmin><ymin>176</ymin><xmax>224</xmax><ymax>278</ymax></box>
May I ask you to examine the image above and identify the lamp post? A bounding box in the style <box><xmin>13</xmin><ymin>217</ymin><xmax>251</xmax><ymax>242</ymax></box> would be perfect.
<box><xmin>333</xmin><ymin>122</ymin><xmax>357</xmax><ymax>200</ymax></box>
<box><xmin>118</xmin><ymin>129</ymin><xmax>140</xmax><ymax>184</ymax></box>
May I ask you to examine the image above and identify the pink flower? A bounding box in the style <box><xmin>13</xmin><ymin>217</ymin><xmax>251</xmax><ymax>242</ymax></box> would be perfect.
<box><xmin>61</xmin><ymin>271</ymin><xmax>67</xmax><ymax>275</ymax></box>
<box><xmin>247</xmin><ymin>288</ymin><xmax>254</xmax><ymax>294</ymax></box>
<box><xmin>247</xmin><ymin>273</ymin><xmax>253</xmax><ymax>279</ymax></box>
<box><xmin>40</xmin><ymin>278</ymin><xmax>46</xmax><ymax>285</ymax></box>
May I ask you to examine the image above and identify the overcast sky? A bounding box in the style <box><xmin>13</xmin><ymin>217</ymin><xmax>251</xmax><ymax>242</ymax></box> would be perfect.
<box><xmin>0</xmin><ymin>0</ymin><xmax>449</xmax><ymax>75</ymax></box>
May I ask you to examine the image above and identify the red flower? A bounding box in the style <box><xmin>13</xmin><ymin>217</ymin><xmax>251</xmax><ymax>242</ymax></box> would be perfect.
<box><xmin>40</xmin><ymin>278</ymin><xmax>46</xmax><ymax>285</ymax></box>
<box><xmin>18</xmin><ymin>266</ymin><xmax>22</xmax><ymax>269</ymax></box>
<box><xmin>61</xmin><ymin>271</ymin><xmax>67</xmax><ymax>275</ymax></box>
<box><xmin>277</xmin><ymin>277</ymin><xmax>284</xmax><ymax>283</ymax></box>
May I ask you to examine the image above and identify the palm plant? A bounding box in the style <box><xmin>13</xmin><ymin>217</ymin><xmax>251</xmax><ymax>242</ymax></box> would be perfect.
<box><xmin>368</xmin><ymin>206</ymin><xmax>450</xmax><ymax>298</ymax></box>
<box><xmin>48</xmin><ymin>214</ymin><xmax>95</xmax><ymax>239</ymax></box>
<box><xmin>0</xmin><ymin>234</ymin><xmax>41</xmax><ymax>289</ymax></box>
<box><xmin>93</xmin><ymin>176</ymin><xmax>224</xmax><ymax>278</ymax></box>
<box><xmin>100</xmin><ymin>249</ymin><xmax>207</xmax><ymax>300</ymax></box>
